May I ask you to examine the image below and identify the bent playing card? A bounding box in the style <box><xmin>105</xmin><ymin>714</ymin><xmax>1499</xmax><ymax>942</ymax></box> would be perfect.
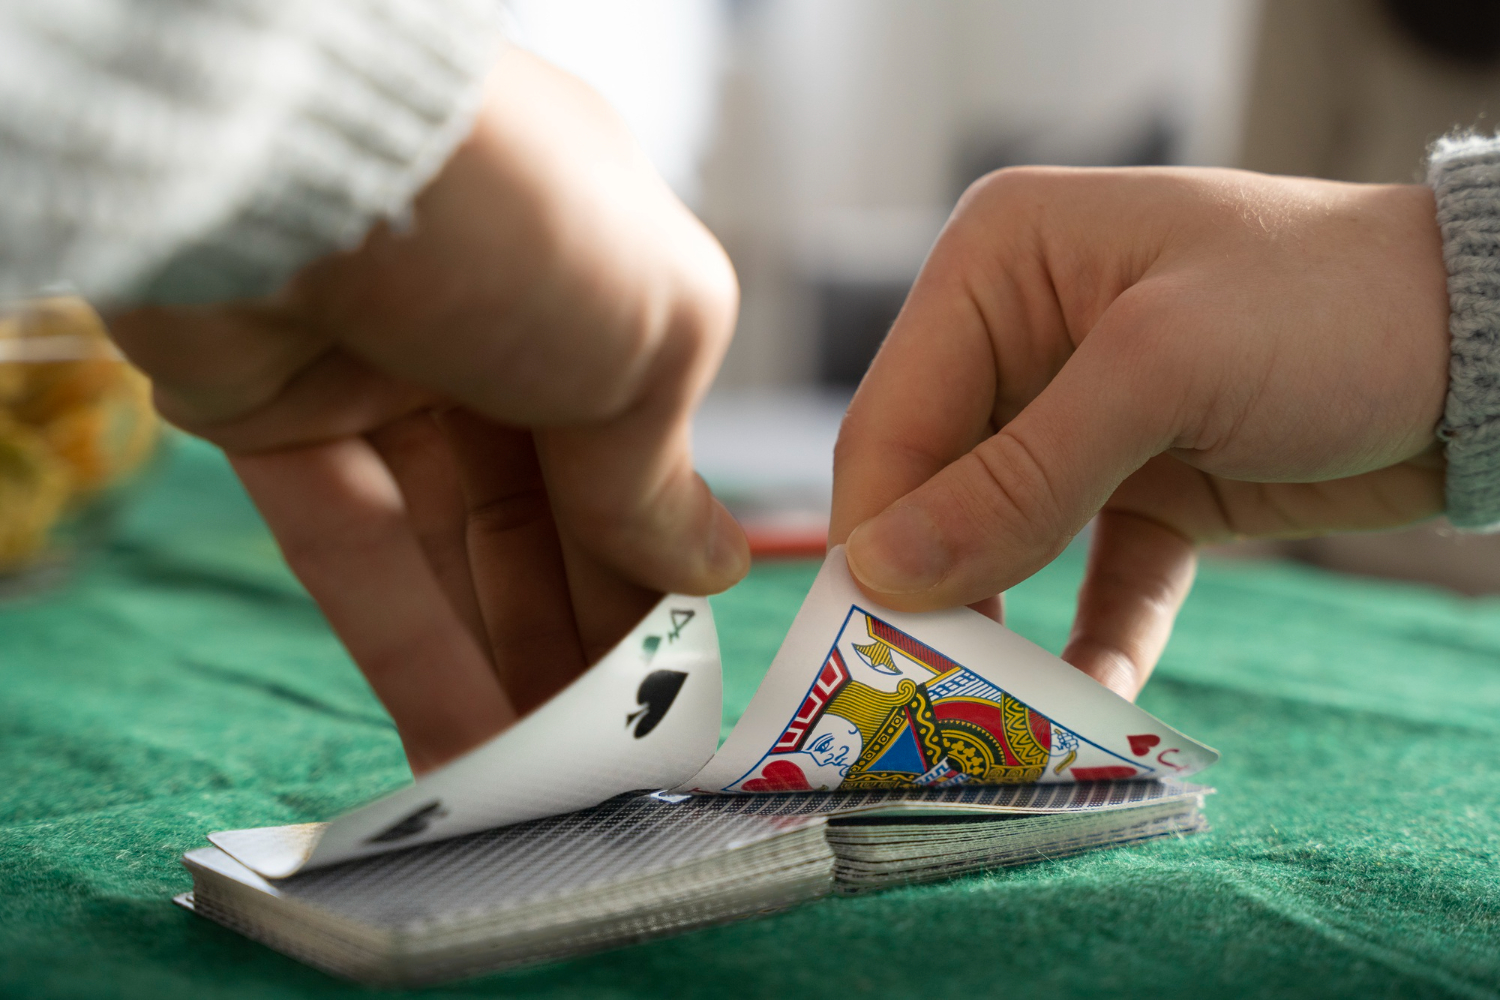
<box><xmin>179</xmin><ymin>547</ymin><xmax>1219</xmax><ymax>982</ymax></box>
<box><xmin>682</xmin><ymin>546</ymin><xmax>1215</xmax><ymax>794</ymax></box>
<box><xmin>214</xmin><ymin>595</ymin><xmax>724</xmax><ymax>877</ymax></box>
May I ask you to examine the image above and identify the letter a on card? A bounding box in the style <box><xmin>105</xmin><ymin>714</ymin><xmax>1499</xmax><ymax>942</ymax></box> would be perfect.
<box><xmin>679</xmin><ymin>547</ymin><xmax>1216</xmax><ymax>794</ymax></box>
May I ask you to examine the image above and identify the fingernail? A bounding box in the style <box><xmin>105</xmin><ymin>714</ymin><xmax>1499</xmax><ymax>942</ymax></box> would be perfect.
<box><xmin>846</xmin><ymin>505</ymin><xmax>950</xmax><ymax>595</ymax></box>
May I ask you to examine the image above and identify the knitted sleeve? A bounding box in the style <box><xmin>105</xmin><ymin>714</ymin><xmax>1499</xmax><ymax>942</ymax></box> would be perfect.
<box><xmin>1428</xmin><ymin>134</ymin><xmax>1500</xmax><ymax>530</ymax></box>
<box><xmin>0</xmin><ymin>0</ymin><xmax>505</xmax><ymax>307</ymax></box>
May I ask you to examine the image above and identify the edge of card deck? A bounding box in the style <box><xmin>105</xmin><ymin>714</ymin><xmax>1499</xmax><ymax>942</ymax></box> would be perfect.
<box><xmin>826</xmin><ymin>798</ymin><xmax>1209</xmax><ymax>892</ymax></box>
<box><xmin>183</xmin><ymin>799</ymin><xmax>836</xmax><ymax>985</ymax></box>
<box><xmin>171</xmin><ymin>544</ymin><xmax>1225</xmax><ymax>984</ymax></box>
<box><xmin>239</xmin><ymin>551</ymin><xmax>1220</xmax><ymax>883</ymax></box>
<box><xmin>180</xmin><ymin>782</ymin><xmax>1211</xmax><ymax>983</ymax></box>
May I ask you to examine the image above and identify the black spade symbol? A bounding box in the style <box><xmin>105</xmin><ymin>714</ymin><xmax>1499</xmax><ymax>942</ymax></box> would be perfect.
<box><xmin>626</xmin><ymin>669</ymin><xmax>688</xmax><ymax>739</ymax></box>
<box><xmin>365</xmin><ymin>800</ymin><xmax>446</xmax><ymax>844</ymax></box>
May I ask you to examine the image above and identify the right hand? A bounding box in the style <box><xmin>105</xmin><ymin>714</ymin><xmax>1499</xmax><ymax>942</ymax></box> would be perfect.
<box><xmin>109</xmin><ymin>49</ymin><xmax>747</xmax><ymax>773</ymax></box>
<box><xmin>832</xmin><ymin>166</ymin><xmax>1451</xmax><ymax>700</ymax></box>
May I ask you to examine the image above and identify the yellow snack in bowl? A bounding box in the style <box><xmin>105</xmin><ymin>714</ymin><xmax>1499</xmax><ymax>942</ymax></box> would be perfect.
<box><xmin>34</xmin><ymin>360</ymin><xmax>156</xmax><ymax>493</ymax></box>
<box><xmin>0</xmin><ymin>414</ymin><xmax>73</xmax><ymax>572</ymax></box>
<box><xmin>0</xmin><ymin>297</ymin><xmax>160</xmax><ymax>577</ymax></box>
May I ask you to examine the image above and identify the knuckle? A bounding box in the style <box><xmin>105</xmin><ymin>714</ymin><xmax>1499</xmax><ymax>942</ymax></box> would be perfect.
<box><xmin>548</xmin><ymin>261</ymin><xmax>735</xmax><ymax>425</ymax></box>
<box><xmin>1092</xmin><ymin>285</ymin><xmax>1194</xmax><ymax>389</ymax></box>
<box><xmin>491</xmin><ymin>622</ymin><xmax>588</xmax><ymax>666</ymax></box>
<box><xmin>467</xmin><ymin>488</ymin><xmax>554</xmax><ymax>537</ymax></box>
<box><xmin>530</xmin><ymin>314</ymin><xmax>658</xmax><ymax>423</ymax></box>
<box><xmin>831</xmin><ymin>402</ymin><xmax>877</xmax><ymax>473</ymax></box>
<box><xmin>278</xmin><ymin>531</ymin><xmax>375</xmax><ymax>588</ymax></box>
<box><xmin>1089</xmin><ymin>558</ymin><xmax>1181</xmax><ymax>617</ymax></box>
<box><xmin>956</xmin><ymin>165</ymin><xmax>1067</xmax><ymax>219</ymax></box>
<box><xmin>831</xmin><ymin>419</ymin><xmax>860</xmax><ymax>475</ymax></box>
<box><xmin>1073</xmin><ymin>641</ymin><xmax>1144</xmax><ymax>698</ymax></box>
<box><xmin>686</xmin><ymin>236</ymin><xmax>741</xmax><ymax>337</ymax></box>
<box><xmin>669</xmin><ymin>236</ymin><xmax>741</xmax><ymax>375</ymax></box>
<box><xmin>965</xmin><ymin>430</ymin><xmax>1067</xmax><ymax>553</ymax></box>
<box><xmin>1097</xmin><ymin>282</ymin><xmax>1160</xmax><ymax>333</ymax></box>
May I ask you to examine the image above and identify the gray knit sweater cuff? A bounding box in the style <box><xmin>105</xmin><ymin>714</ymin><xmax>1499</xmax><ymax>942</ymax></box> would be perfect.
<box><xmin>1428</xmin><ymin>134</ymin><xmax>1500</xmax><ymax>530</ymax></box>
<box><xmin>138</xmin><ymin>2</ymin><xmax>504</xmax><ymax>304</ymax></box>
<box><xmin>0</xmin><ymin>0</ymin><xmax>505</xmax><ymax>307</ymax></box>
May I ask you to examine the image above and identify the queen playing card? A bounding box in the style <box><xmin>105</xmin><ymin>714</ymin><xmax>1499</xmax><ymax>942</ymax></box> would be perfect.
<box><xmin>682</xmin><ymin>546</ymin><xmax>1215</xmax><ymax>794</ymax></box>
<box><xmin>178</xmin><ymin>547</ymin><xmax>1219</xmax><ymax>982</ymax></box>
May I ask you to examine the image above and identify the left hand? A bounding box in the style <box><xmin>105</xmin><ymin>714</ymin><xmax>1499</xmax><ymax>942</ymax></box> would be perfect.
<box><xmin>107</xmin><ymin>50</ymin><xmax>747</xmax><ymax>773</ymax></box>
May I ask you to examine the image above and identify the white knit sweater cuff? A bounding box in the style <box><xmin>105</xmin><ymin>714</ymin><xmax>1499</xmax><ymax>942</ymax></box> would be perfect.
<box><xmin>137</xmin><ymin>1</ymin><xmax>505</xmax><ymax>304</ymax></box>
<box><xmin>1428</xmin><ymin>134</ymin><xmax>1500</xmax><ymax>530</ymax></box>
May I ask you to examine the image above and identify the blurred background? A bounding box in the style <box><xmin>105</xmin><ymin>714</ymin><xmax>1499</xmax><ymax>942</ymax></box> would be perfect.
<box><xmin>511</xmin><ymin>0</ymin><xmax>1500</xmax><ymax>587</ymax></box>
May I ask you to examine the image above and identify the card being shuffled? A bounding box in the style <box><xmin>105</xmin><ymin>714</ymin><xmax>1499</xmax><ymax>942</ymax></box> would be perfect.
<box><xmin>683</xmin><ymin>548</ymin><xmax>1215</xmax><ymax>794</ymax></box>
<box><xmin>183</xmin><ymin>546</ymin><xmax>1219</xmax><ymax>982</ymax></box>
<box><xmin>208</xmin><ymin>545</ymin><xmax>1215</xmax><ymax>880</ymax></box>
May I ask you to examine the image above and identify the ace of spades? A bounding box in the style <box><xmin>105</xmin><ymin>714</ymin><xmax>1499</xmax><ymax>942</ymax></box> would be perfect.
<box><xmin>213</xmin><ymin>548</ymin><xmax>1215</xmax><ymax>879</ymax></box>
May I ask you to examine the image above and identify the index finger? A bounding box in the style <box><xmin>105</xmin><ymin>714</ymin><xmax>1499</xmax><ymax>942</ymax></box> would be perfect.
<box><xmin>829</xmin><ymin>199</ymin><xmax>1052</xmax><ymax>543</ymax></box>
<box><xmin>831</xmin><ymin>167</ymin><xmax>1149</xmax><ymax>552</ymax></box>
<box><xmin>230</xmin><ymin>439</ymin><xmax>516</xmax><ymax>774</ymax></box>
<box><xmin>532</xmin><ymin>330</ymin><xmax>749</xmax><ymax>599</ymax></box>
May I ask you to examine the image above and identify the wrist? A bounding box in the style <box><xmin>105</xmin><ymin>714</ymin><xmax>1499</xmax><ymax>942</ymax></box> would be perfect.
<box><xmin>136</xmin><ymin>1</ymin><xmax>506</xmax><ymax>306</ymax></box>
<box><xmin>283</xmin><ymin>50</ymin><xmax>737</xmax><ymax>432</ymax></box>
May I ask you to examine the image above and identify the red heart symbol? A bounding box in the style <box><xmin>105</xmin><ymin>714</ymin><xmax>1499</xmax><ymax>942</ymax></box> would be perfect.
<box><xmin>741</xmin><ymin>759</ymin><xmax>813</xmax><ymax>792</ymax></box>
<box><xmin>1127</xmin><ymin>734</ymin><xmax>1161</xmax><ymax>756</ymax></box>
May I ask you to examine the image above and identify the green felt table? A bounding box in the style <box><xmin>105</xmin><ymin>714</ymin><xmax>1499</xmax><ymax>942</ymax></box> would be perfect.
<box><xmin>5</xmin><ymin>437</ymin><xmax>1500</xmax><ymax>1000</ymax></box>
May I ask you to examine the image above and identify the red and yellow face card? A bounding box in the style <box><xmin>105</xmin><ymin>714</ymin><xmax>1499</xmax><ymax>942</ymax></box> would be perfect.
<box><xmin>682</xmin><ymin>547</ymin><xmax>1215</xmax><ymax>794</ymax></box>
<box><xmin>213</xmin><ymin>547</ymin><xmax>1215</xmax><ymax>878</ymax></box>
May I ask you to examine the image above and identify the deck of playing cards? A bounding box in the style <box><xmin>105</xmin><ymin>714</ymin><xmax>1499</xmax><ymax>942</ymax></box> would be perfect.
<box><xmin>178</xmin><ymin>548</ymin><xmax>1218</xmax><ymax>985</ymax></box>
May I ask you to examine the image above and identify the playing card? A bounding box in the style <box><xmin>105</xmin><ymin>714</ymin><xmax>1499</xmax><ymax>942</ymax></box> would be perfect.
<box><xmin>826</xmin><ymin>802</ymin><xmax>1209</xmax><ymax>892</ymax></box>
<box><xmin>186</xmin><ymin>795</ymin><xmax>837</xmax><ymax>984</ymax></box>
<box><xmin>213</xmin><ymin>547</ymin><xmax>1217</xmax><ymax>877</ymax></box>
<box><xmin>213</xmin><ymin>595</ymin><xmax>723</xmax><ymax>877</ymax></box>
<box><xmin>184</xmin><ymin>784</ymin><xmax>1211</xmax><ymax>982</ymax></box>
<box><xmin>651</xmin><ymin>776</ymin><xmax>1207</xmax><ymax>818</ymax></box>
<box><xmin>680</xmin><ymin>547</ymin><xmax>1216</xmax><ymax>794</ymax></box>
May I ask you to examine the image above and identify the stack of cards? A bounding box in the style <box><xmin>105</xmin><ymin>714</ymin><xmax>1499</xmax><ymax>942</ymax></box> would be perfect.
<box><xmin>179</xmin><ymin>782</ymin><xmax>1208</xmax><ymax>985</ymax></box>
<box><xmin>177</xmin><ymin>549</ymin><xmax>1218</xmax><ymax>984</ymax></box>
<box><xmin>824</xmin><ymin>787</ymin><xmax>1208</xmax><ymax>892</ymax></box>
<box><xmin>180</xmin><ymin>796</ymin><xmax>836</xmax><ymax>985</ymax></box>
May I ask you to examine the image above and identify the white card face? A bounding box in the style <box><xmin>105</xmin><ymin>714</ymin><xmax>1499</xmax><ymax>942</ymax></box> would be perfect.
<box><xmin>214</xmin><ymin>548</ymin><xmax>1220</xmax><ymax>877</ymax></box>
<box><xmin>678</xmin><ymin>547</ymin><xmax>1216</xmax><ymax>794</ymax></box>
<box><xmin>217</xmin><ymin>596</ymin><xmax>722</xmax><ymax>877</ymax></box>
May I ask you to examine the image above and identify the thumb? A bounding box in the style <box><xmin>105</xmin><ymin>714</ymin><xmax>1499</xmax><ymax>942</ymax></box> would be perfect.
<box><xmin>536</xmin><ymin>404</ymin><xmax>749</xmax><ymax>599</ymax></box>
<box><xmin>845</xmin><ymin>330</ymin><xmax>1174</xmax><ymax>610</ymax></box>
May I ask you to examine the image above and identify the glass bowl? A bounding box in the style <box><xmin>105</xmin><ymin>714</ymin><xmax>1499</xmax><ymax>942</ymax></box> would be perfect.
<box><xmin>0</xmin><ymin>296</ymin><xmax>161</xmax><ymax>595</ymax></box>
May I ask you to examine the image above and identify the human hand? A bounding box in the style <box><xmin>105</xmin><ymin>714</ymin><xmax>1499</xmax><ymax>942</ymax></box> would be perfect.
<box><xmin>831</xmin><ymin>167</ymin><xmax>1449</xmax><ymax>699</ymax></box>
<box><xmin>107</xmin><ymin>49</ymin><xmax>746</xmax><ymax>773</ymax></box>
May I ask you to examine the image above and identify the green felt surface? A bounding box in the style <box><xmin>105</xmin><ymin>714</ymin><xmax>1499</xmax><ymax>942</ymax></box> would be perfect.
<box><xmin>5</xmin><ymin>438</ymin><xmax>1500</xmax><ymax>1000</ymax></box>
